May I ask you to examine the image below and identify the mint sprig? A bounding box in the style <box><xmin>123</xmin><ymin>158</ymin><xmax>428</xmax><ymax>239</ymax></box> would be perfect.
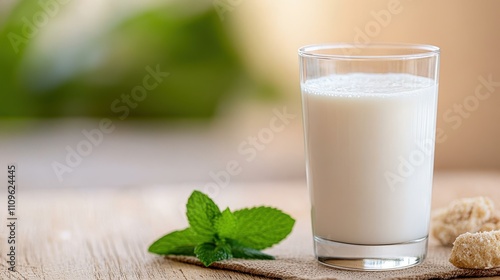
<box><xmin>148</xmin><ymin>190</ymin><xmax>295</xmax><ymax>266</ymax></box>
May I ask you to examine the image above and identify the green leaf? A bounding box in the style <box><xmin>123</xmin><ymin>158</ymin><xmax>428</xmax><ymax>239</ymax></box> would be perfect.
<box><xmin>233</xmin><ymin>207</ymin><xmax>295</xmax><ymax>250</ymax></box>
<box><xmin>215</xmin><ymin>208</ymin><xmax>237</xmax><ymax>239</ymax></box>
<box><xmin>186</xmin><ymin>191</ymin><xmax>221</xmax><ymax>239</ymax></box>
<box><xmin>228</xmin><ymin>240</ymin><xmax>275</xmax><ymax>260</ymax></box>
<box><xmin>148</xmin><ymin>227</ymin><xmax>206</xmax><ymax>255</ymax></box>
<box><xmin>195</xmin><ymin>242</ymin><xmax>232</xmax><ymax>267</ymax></box>
<box><xmin>148</xmin><ymin>191</ymin><xmax>296</xmax><ymax>266</ymax></box>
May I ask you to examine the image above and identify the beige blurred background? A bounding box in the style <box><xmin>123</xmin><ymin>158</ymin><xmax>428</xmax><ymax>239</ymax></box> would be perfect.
<box><xmin>0</xmin><ymin>0</ymin><xmax>499</xmax><ymax>189</ymax></box>
<box><xmin>228</xmin><ymin>0</ymin><xmax>500</xmax><ymax>170</ymax></box>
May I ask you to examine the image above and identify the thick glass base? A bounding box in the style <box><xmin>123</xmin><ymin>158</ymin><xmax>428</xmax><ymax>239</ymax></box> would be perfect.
<box><xmin>314</xmin><ymin>236</ymin><xmax>428</xmax><ymax>271</ymax></box>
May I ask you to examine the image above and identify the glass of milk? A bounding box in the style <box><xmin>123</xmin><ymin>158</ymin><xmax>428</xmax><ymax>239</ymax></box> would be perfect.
<box><xmin>299</xmin><ymin>43</ymin><xmax>440</xmax><ymax>271</ymax></box>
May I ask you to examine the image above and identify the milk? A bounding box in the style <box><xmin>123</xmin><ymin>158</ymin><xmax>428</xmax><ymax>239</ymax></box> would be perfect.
<box><xmin>302</xmin><ymin>73</ymin><xmax>438</xmax><ymax>245</ymax></box>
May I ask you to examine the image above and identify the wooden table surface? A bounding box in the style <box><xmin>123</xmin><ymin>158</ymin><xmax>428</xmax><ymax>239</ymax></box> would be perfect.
<box><xmin>2</xmin><ymin>171</ymin><xmax>500</xmax><ymax>280</ymax></box>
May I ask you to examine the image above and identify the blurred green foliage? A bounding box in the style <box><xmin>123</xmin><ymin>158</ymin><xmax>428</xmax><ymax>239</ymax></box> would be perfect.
<box><xmin>0</xmin><ymin>1</ymin><xmax>275</xmax><ymax>118</ymax></box>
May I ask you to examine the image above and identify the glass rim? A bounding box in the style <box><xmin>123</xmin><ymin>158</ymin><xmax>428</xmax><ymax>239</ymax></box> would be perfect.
<box><xmin>298</xmin><ymin>43</ymin><xmax>440</xmax><ymax>60</ymax></box>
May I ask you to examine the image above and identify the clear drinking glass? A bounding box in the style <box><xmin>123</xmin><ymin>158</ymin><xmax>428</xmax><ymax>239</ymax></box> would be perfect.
<box><xmin>299</xmin><ymin>43</ymin><xmax>440</xmax><ymax>271</ymax></box>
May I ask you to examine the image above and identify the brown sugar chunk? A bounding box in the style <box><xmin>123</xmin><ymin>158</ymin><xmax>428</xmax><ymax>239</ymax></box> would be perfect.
<box><xmin>480</xmin><ymin>213</ymin><xmax>500</xmax><ymax>232</ymax></box>
<box><xmin>449</xmin><ymin>231</ymin><xmax>500</xmax><ymax>269</ymax></box>
<box><xmin>432</xmin><ymin>196</ymin><xmax>496</xmax><ymax>246</ymax></box>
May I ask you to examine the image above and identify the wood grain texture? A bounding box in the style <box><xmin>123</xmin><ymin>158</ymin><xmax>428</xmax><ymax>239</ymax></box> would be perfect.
<box><xmin>0</xmin><ymin>172</ymin><xmax>499</xmax><ymax>279</ymax></box>
<box><xmin>0</xmin><ymin>185</ymin><xmax>281</xmax><ymax>280</ymax></box>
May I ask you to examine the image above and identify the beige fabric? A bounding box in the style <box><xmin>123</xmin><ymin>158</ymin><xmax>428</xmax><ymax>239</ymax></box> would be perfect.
<box><xmin>168</xmin><ymin>245</ymin><xmax>500</xmax><ymax>280</ymax></box>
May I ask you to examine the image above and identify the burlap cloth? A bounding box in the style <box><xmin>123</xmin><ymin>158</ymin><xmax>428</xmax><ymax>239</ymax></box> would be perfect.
<box><xmin>168</xmin><ymin>245</ymin><xmax>500</xmax><ymax>280</ymax></box>
<box><xmin>168</xmin><ymin>172</ymin><xmax>500</xmax><ymax>279</ymax></box>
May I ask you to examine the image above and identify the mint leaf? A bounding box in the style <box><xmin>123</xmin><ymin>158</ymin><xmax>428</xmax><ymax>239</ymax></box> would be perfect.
<box><xmin>215</xmin><ymin>208</ymin><xmax>237</xmax><ymax>239</ymax></box>
<box><xmin>233</xmin><ymin>207</ymin><xmax>295</xmax><ymax>250</ymax></box>
<box><xmin>149</xmin><ymin>191</ymin><xmax>296</xmax><ymax>266</ymax></box>
<box><xmin>195</xmin><ymin>242</ymin><xmax>232</xmax><ymax>267</ymax></box>
<box><xmin>229</xmin><ymin>240</ymin><xmax>275</xmax><ymax>260</ymax></box>
<box><xmin>148</xmin><ymin>227</ymin><xmax>205</xmax><ymax>255</ymax></box>
<box><xmin>186</xmin><ymin>191</ymin><xmax>221</xmax><ymax>239</ymax></box>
